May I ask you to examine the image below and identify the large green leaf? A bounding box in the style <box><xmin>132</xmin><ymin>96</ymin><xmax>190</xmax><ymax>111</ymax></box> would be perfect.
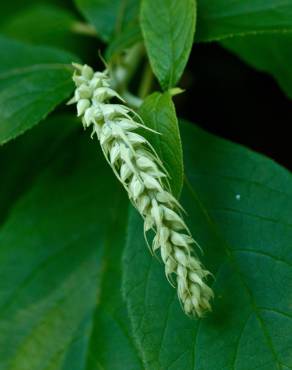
<box><xmin>123</xmin><ymin>121</ymin><xmax>292</xmax><ymax>369</ymax></box>
<box><xmin>196</xmin><ymin>0</ymin><xmax>292</xmax><ymax>41</ymax></box>
<box><xmin>0</xmin><ymin>0</ymin><xmax>72</xmax><ymax>24</ymax></box>
<box><xmin>221</xmin><ymin>34</ymin><xmax>292</xmax><ymax>99</ymax></box>
<box><xmin>139</xmin><ymin>92</ymin><xmax>184</xmax><ymax>198</ymax></box>
<box><xmin>0</xmin><ymin>115</ymin><xmax>142</xmax><ymax>370</ymax></box>
<box><xmin>74</xmin><ymin>0</ymin><xmax>139</xmax><ymax>42</ymax></box>
<box><xmin>141</xmin><ymin>0</ymin><xmax>196</xmax><ymax>89</ymax></box>
<box><xmin>1</xmin><ymin>115</ymin><xmax>291</xmax><ymax>369</ymax></box>
<box><xmin>0</xmin><ymin>4</ymin><xmax>93</xmax><ymax>56</ymax></box>
<box><xmin>0</xmin><ymin>36</ymin><xmax>78</xmax><ymax>145</ymax></box>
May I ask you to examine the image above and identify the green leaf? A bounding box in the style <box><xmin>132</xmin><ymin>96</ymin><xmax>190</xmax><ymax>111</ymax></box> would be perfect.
<box><xmin>139</xmin><ymin>92</ymin><xmax>184</xmax><ymax>198</ymax></box>
<box><xmin>74</xmin><ymin>0</ymin><xmax>139</xmax><ymax>42</ymax></box>
<box><xmin>141</xmin><ymin>0</ymin><xmax>196</xmax><ymax>89</ymax></box>
<box><xmin>196</xmin><ymin>0</ymin><xmax>292</xmax><ymax>41</ymax></box>
<box><xmin>123</xmin><ymin>121</ymin><xmax>292</xmax><ymax>369</ymax></box>
<box><xmin>1</xmin><ymin>112</ymin><xmax>291</xmax><ymax>369</ymax></box>
<box><xmin>0</xmin><ymin>36</ymin><xmax>78</xmax><ymax>145</ymax></box>
<box><xmin>0</xmin><ymin>115</ymin><xmax>142</xmax><ymax>370</ymax></box>
<box><xmin>0</xmin><ymin>4</ymin><xmax>92</xmax><ymax>56</ymax></box>
<box><xmin>221</xmin><ymin>34</ymin><xmax>292</xmax><ymax>99</ymax></box>
<box><xmin>0</xmin><ymin>0</ymin><xmax>72</xmax><ymax>24</ymax></box>
<box><xmin>0</xmin><ymin>0</ymin><xmax>34</xmax><ymax>22</ymax></box>
<box><xmin>0</xmin><ymin>114</ymin><xmax>79</xmax><ymax>224</ymax></box>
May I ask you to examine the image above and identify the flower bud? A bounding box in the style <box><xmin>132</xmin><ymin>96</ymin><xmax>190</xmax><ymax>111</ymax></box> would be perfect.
<box><xmin>136</xmin><ymin>156</ymin><xmax>157</xmax><ymax>171</ymax></box>
<box><xmin>77</xmin><ymin>84</ymin><xmax>93</xmax><ymax>99</ymax></box>
<box><xmin>110</xmin><ymin>143</ymin><xmax>120</xmax><ymax>165</ymax></box>
<box><xmin>136</xmin><ymin>195</ymin><xmax>150</xmax><ymax>214</ymax></box>
<box><xmin>129</xmin><ymin>176</ymin><xmax>144</xmax><ymax>199</ymax></box>
<box><xmin>82</xmin><ymin>64</ymin><xmax>94</xmax><ymax>80</ymax></box>
<box><xmin>120</xmin><ymin>163</ymin><xmax>132</xmax><ymax>182</ymax></box>
<box><xmin>141</xmin><ymin>173</ymin><xmax>163</xmax><ymax>191</ymax></box>
<box><xmin>77</xmin><ymin>99</ymin><xmax>90</xmax><ymax>117</ymax></box>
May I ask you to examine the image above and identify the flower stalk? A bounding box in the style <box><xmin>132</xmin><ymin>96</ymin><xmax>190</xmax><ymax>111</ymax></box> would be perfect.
<box><xmin>69</xmin><ymin>63</ymin><xmax>213</xmax><ymax>317</ymax></box>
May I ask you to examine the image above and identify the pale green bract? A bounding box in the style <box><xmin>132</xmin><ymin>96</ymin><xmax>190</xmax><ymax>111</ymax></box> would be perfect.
<box><xmin>69</xmin><ymin>63</ymin><xmax>213</xmax><ymax>317</ymax></box>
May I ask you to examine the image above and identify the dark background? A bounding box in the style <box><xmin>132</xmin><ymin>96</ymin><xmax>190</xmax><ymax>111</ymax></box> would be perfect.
<box><xmin>178</xmin><ymin>43</ymin><xmax>291</xmax><ymax>171</ymax></box>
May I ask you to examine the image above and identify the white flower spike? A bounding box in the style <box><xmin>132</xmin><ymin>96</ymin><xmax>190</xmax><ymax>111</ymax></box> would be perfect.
<box><xmin>70</xmin><ymin>63</ymin><xmax>214</xmax><ymax>317</ymax></box>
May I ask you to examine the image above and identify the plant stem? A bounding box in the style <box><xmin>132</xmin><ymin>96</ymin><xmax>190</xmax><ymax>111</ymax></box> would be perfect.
<box><xmin>71</xmin><ymin>22</ymin><xmax>97</xmax><ymax>37</ymax></box>
<box><xmin>110</xmin><ymin>43</ymin><xmax>145</xmax><ymax>108</ymax></box>
<box><xmin>123</xmin><ymin>91</ymin><xmax>143</xmax><ymax>109</ymax></box>
<box><xmin>112</xmin><ymin>43</ymin><xmax>145</xmax><ymax>90</ymax></box>
<box><xmin>138</xmin><ymin>62</ymin><xmax>154</xmax><ymax>99</ymax></box>
<box><xmin>110</xmin><ymin>43</ymin><xmax>153</xmax><ymax>108</ymax></box>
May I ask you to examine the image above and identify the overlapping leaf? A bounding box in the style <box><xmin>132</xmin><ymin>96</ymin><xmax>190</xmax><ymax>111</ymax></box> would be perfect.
<box><xmin>0</xmin><ymin>4</ymin><xmax>91</xmax><ymax>55</ymax></box>
<box><xmin>196</xmin><ymin>0</ymin><xmax>292</xmax><ymax>41</ymax></box>
<box><xmin>0</xmin><ymin>36</ymin><xmax>78</xmax><ymax>144</ymax></box>
<box><xmin>74</xmin><ymin>0</ymin><xmax>139</xmax><ymax>42</ymax></box>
